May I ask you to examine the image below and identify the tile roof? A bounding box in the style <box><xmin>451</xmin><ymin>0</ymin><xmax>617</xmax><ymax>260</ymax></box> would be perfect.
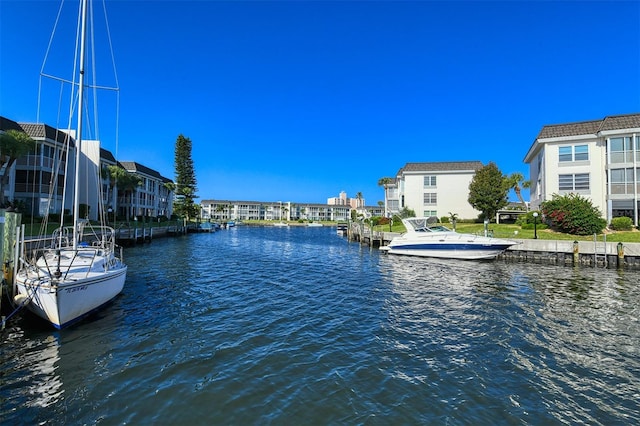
<box><xmin>18</xmin><ymin>122</ymin><xmax>75</xmax><ymax>146</ymax></box>
<box><xmin>0</xmin><ymin>116</ymin><xmax>22</xmax><ymax>131</ymax></box>
<box><xmin>400</xmin><ymin>161</ymin><xmax>484</xmax><ymax>173</ymax></box>
<box><xmin>601</xmin><ymin>113</ymin><xmax>640</xmax><ymax>131</ymax></box>
<box><xmin>100</xmin><ymin>148</ymin><xmax>117</xmax><ymax>163</ymax></box>
<box><xmin>536</xmin><ymin>113</ymin><xmax>640</xmax><ymax>139</ymax></box>
<box><xmin>119</xmin><ymin>160</ymin><xmax>172</xmax><ymax>183</ymax></box>
<box><xmin>200</xmin><ymin>199</ymin><xmax>355</xmax><ymax>207</ymax></box>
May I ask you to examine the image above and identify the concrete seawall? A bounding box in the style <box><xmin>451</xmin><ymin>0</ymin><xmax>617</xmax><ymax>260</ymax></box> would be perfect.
<box><xmin>347</xmin><ymin>224</ymin><xmax>640</xmax><ymax>269</ymax></box>
<box><xmin>500</xmin><ymin>238</ymin><xmax>640</xmax><ymax>269</ymax></box>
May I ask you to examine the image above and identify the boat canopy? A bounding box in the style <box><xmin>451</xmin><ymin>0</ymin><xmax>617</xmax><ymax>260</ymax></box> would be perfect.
<box><xmin>403</xmin><ymin>217</ymin><xmax>452</xmax><ymax>233</ymax></box>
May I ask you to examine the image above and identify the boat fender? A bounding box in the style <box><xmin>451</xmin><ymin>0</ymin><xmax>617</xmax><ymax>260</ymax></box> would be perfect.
<box><xmin>13</xmin><ymin>293</ymin><xmax>30</xmax><ymax>307</ymax></box>
<box><xmin>3</xmin><ymin>260</ymin><xmax>12</xmax><ymax>283</ymax></box>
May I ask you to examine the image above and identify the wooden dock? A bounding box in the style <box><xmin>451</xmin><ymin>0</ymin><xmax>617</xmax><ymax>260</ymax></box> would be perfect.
<box><xmin>115</xmin><ymin>223</ymin><xmax>187</xmax><ymax>246</ymax></box>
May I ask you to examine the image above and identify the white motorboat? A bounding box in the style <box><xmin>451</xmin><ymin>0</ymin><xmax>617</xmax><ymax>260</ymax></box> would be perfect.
<box><xmin>380</xmin><ymin>217</ymin><xmax>516</xmax><ymax>260</ymax></box>
<box><xmin>13</xmin><ymin>0</ymin><xmax>127</xmax><ymax>329</ymax></box>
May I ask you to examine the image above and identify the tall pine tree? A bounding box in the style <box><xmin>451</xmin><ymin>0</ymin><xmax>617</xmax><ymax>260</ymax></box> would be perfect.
<box><xmin>174</xmin><ymin>134</ymin><xmax>198</xmax><ymax>220</ymax></box>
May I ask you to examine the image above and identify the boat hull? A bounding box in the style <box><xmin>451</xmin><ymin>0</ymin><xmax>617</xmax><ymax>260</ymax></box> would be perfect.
<box><xmin>380</xmin><ymin>242</ymin><xmax>514</xmax><ymax>260</ymax></box>
<box><xmin>15</xmin><ymin>263</ymin><xmax>127</xmax><ymax>329</ymax></box>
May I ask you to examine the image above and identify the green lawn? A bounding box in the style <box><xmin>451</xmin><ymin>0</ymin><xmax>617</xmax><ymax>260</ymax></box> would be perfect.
<box><xmin>372</xmin><ymin>221</ymin><xmax>640</xmax><ymax>243</ymax></box>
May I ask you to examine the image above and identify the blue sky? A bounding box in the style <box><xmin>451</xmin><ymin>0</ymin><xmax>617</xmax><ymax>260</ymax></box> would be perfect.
<box><xmin>1</xmin><ymin>0</ymin><xmax>639</xmax><ymax>206</ymax></box>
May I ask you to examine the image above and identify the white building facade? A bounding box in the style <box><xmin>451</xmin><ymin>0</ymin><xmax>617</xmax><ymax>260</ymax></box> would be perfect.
<box><xmin>524</xmin><ymin>113</ymin><xmax>640</xmax><ymax>226</ymax></box>
<box><xmin>0</xmin><ymin>115</ymin><xmax>174</xmax><ymax>221</ymax></box>
<box><xmin>119</xmin><ymin>161</ymin><xmax>174</xmax><ymax>219</ymax></box>
<box><xmin>200</xmin><ymin>200</ymin><xmax>363</xmax><ymax>222</ymax></box>
<box><xmin>385</xmin><ymin>161</ymin><xmax>483</xmax><ymax>220</ymax></box>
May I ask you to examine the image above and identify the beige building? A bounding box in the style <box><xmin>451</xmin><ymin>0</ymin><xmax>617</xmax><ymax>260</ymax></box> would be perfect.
<box><xmin>327</xmin><ymin>191</ymin><xmax>365</xmax><ymax>209</ymax></box>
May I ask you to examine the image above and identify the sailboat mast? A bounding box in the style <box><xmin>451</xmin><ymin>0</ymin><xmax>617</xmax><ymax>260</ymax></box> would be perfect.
<box><xmin>73</xmin><ymin>0</ymin><xmax>88</xmax><ymax>250</ymax></box>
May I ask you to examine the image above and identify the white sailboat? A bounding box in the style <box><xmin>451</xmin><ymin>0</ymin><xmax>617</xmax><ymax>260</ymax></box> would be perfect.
<box><xmin>13</xmin><ymin>0</ymin><xmax>127</xmax><ymax>329</ymax></box>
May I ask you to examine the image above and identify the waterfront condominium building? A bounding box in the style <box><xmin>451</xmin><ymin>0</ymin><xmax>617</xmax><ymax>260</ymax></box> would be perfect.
<box><xmin>0</xmin><ymin>115</ymin><xmax>174</xmax><ymax>221</ymax></box>
<box><xmin>384</xmin><ymin>161</ymin><xmax>484</xmax><ymax>221</ymax></box>
<box><xmin>119</xmin><ymin>161</ymin><xmax>174</xmax><ymax>219</ymax></box>
<box><xmin>1</xmin><ymin>116</ymin><xmax>75</xmax><ymax>217</ymax></box>
<box><xmin>524</xmin><ymin>113</ymin><xmax>640</xmax><ymax>226</ymax></box>
<box><xmin>199</xmin><ymin>200</ymin><xmax>380</xmax><ymax>222</ymax></box>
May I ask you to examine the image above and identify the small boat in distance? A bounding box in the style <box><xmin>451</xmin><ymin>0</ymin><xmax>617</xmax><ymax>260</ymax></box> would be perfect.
<box><xmin>273</xmin><ymin>222</ymin><xmax>289</xmax><ymax>227</ymax></box>
<box><xmin>307</xmin><ymin>222</ymin><xmax>323</xmax><ymax>227</ymax></box>
<box><xmin>380</xmin><ymin>217</ymin><xmax>516</xmax><ymax>260</ymax></box>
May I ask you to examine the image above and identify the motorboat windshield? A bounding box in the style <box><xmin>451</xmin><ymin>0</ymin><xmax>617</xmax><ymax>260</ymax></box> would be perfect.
<box><xmin>403</xmin><ymin>217</ymin><xmax>453</xmax><ymax>233</ymax></box>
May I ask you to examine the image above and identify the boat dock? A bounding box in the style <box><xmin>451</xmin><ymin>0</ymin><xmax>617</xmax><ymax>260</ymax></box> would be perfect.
<box><xmin>346</xmin><ymin>223</ymin><xmax>640</xmax><ymax>270</ymax></box>
<box><xmin>115</xmin><ymin>223</ymin><xmax>188</xmax><ymax>246</ymax></box>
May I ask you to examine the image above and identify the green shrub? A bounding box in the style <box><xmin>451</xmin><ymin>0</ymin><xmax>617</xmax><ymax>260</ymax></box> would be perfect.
<box><xmin>378</xmin><ymin>217</ymin><xmax>390</xmax><ymax>225</ymax></box>
<box><xmin>440</xmin><ymin>216</ymin><xmax>450</xmax><ymax>223</ymax></box>
<box><xmin>610</xmin><ymin>216</ymin><xmax>633</xmax><ymax>231</ymax></box>
<box><xmin>541</xmin><ymin>193</ymin><xmax>607</xmax><ymax>235</ymax></box>
<box><xmin>516</xmin><ymin>211</ymin><xmax>541</xmax><ymax>226</ymax></box>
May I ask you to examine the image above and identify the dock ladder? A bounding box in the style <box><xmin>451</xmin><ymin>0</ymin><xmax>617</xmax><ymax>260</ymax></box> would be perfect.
<box><xmin>593</xmin><ymin>233</ymin><xmax>608</xmax><ymax>267</ymax></box>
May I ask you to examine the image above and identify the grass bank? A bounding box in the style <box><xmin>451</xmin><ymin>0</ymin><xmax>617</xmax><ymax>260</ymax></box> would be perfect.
<box><xmin>371</xmin><ymin>221</ymin><xmax>640</xmax><ymax>243</ymax></box>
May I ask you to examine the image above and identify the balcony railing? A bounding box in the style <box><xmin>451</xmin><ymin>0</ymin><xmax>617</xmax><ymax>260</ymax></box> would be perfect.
<box><xmin>610</xmin><ymin>183</ymin><xmax>640</xmax><ymax>195</ymax></box>
<box><xmin>609</xmin><ymin>152</ymin><xmax>639</xmax><ymax>164</ymax></box>
<box><xmin>15</xmin><ymin>155</ymin><xmax>65</xmax><ymax>170</ymax></box>
<box><xmin>14</xmin><ymin>184</ymin><xmax>64</xmax><ymax>196</ymax></box>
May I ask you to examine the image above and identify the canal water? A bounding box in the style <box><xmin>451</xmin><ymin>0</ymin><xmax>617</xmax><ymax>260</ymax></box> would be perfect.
<box><xmin>1</xmin><ymin>226</ymin><xmax>639</xmax><ymax>425</ymax></box>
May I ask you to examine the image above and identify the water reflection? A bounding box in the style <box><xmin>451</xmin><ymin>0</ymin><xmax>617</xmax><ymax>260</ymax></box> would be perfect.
<box><xmin>1</xmin><ymin>328</ymin><xmax>63</xmax><ymax>414</ymax></box>
<box><xmin>380</xmin><ymin>256</ymin><xmax>640</xmax><ymax>424</ymax></box>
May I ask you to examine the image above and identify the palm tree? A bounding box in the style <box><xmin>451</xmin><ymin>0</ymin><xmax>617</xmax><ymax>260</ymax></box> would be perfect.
<box><xmin>506</xmin><ymin>172</ymin><xmax>530</xmax><ymax>211</ymax></box>
<box><xmin>216</xmin><ymin>204</ymin><xmax>225</xmax><ymax>219</ymax></box>
<box><xmin>103</xmin><ymin>165</ymin><xmax>129</xmax><ymax>218</ymax></box>
<box><xmin>355</xmin><ymin>192</ymin><xmax>363</xmax><ymax>208</ymax></box>
<box><xmin>119</xmin><ymin>173</ymin><xmax>142</xmax><ymax>219</ymax></box>
<box><xmin>448</xmin><ymin>212</ymin><xmax>459</xmax><ymax>231</ymax></box>
<box><xmin>0</xmin><ymin>129</ymin><xmax>36</xmax><ymax>207</ymax></box>
<box><xmin>377</xmin><ymin>177</ymin><xmax>394</xmax><ymax>216</ymax></box>
<box><xmin>279</xmin><ymin>202</ymin><xmax>288</xmax><ymax>221</ymax></box>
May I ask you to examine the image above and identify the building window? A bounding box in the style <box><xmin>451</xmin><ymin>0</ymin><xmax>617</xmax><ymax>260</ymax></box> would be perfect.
<box><xmin>574</xmin><ymin>145</ymin><xmax>588</xmax><ymax>161</ymax></box>
<box><xmin>423</xmin><ymin>193</ymin><xmax>437</xmax><ymax>205</ymax></box>
<box><xmin>610</xmin><ymin>168</ymin><xmax>637</xmax><ymax>194</ymax></box>
<box><xmin>559</xmin><ymin>145</ymin><xmax>588</xmax><ymax>162</ymax></box>
<box><xmin>423</xmin><ymin>176</ymin><xmax>436</xmax><ymax>188</ymax></box>
<box><xmin>423</xmin><ymin>210</ymin><xmax>437</xmax><ymax>217</ymax></box>
<box><xmin>609</xmin><ymin>136</ymin><xmax>637</xmax><ymax>163</ymax></box>
<box><xmin>559</xmin><ymin>173</ymin><xmax>589</xmax><ymax>191</ymax></box>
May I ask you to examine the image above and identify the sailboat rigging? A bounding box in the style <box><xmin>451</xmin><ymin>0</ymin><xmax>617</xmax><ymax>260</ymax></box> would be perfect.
<box><xmin>13</xmin><ymin>0</ymin><xmax>127</xmax><ymax>329</ymax></box>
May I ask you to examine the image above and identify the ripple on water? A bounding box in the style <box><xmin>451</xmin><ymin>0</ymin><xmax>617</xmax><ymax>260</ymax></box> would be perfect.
<box><xmin>2</xmin><ymin>227</ymin><xmax>640</xmax><ymax>424</ymax></box>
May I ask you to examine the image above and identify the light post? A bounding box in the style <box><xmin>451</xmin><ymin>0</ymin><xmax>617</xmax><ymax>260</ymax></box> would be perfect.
<box><xmin>533</xmin><ymin>212</ymin><xmax>538</xmax><ymax>239</ymax></box>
